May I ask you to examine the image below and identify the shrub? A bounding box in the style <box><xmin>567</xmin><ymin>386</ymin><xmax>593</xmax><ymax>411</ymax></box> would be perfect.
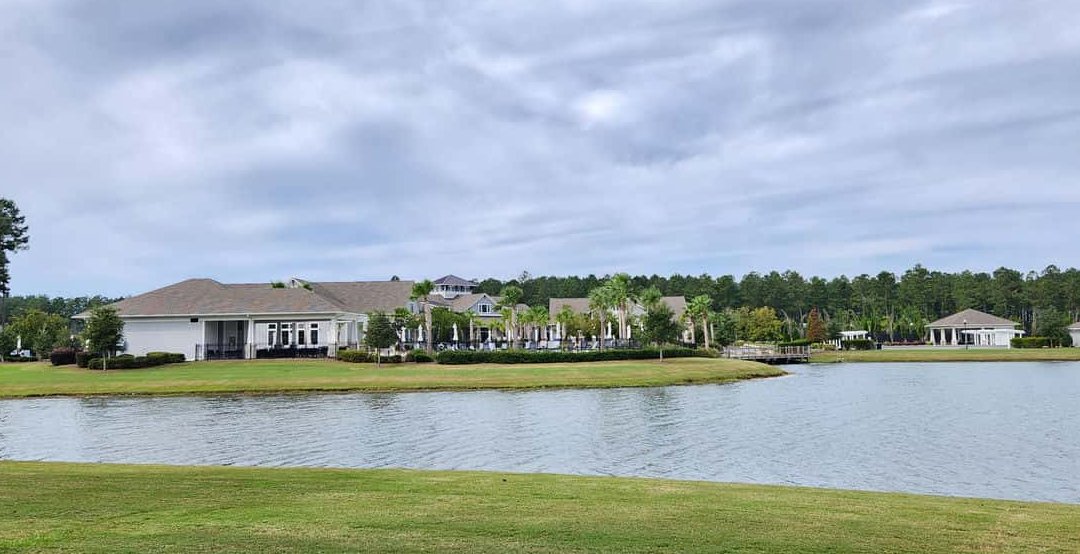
<box><xmin>406</xmin><ymin>351</ymin><xmax>435</xmax><ymax>363</ymax></box>
<box><xmin>147</xmin><ymin>352</ymin><xmax>186</xmax><ymax>364</ymax></box>
<box><xmin>76</xmin><ymin>351</ymin><xmax>92</xmax><ymax>368</ymax></box>
<box><xmin>50</xmin><ymin>347</ymin><xmax>78</xmax><ymax>366</ymax></box>
<box><xmin>842</xmin><ymin>339</ymin><xmax>875</xmax><ymax>351</ymax></box>
<box><xmin>337</xmin><ymin>349</ymin><xmax>371</xmax><ymax>363</ymax></box>
<box><xmin>84</xmin><ymin>351</ymin><xmax>186</xmax><ymax>370</ymax></box>
<box><xmin>435</xmin><ymin>348</ymin><xmax>701</xmax><ymax>365</ymax></box>
<box><xmin>381</xmin><ymin>355</ymin><xmax>403</xmax><ymax>364</ymax></box>
<box><xmin>1011</xmin><ymin>337</ymin><xmax>1050</xmax><ymax>349</ymax></box>
<box><xmin>777</xmin><ymin>339</ymin><xmax>811</xmax><ymax>348</ymax></box>
<box><xmin>2</xmin><ymin>355</ymin><xmax>34</xmax><ymax>363</ymax></box>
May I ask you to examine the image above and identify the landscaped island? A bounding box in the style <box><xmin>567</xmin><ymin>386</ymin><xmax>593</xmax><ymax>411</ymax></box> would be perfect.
<box><xmin>0</xmin><ymin>357</ymin><xmax>783</xmax><ymax>398</ymax></box>
<box><xmin>810</xmin><ymin>348</ymin><xmax>1080</xmax><ymax>363</ymax></box>
<box><xmin>1</xmin><ymin>462</ymin><xmax>1076</xmax><ymax>552</ymax></box>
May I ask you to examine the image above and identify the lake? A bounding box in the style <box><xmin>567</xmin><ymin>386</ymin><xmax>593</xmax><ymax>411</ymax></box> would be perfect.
<box><xmin>1</xmin><ymin>362</ymin><xmax>1078</xmax><ymax>503</ymax></box>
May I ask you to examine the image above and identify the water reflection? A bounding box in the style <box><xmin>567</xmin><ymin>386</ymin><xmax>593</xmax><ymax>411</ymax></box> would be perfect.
<box><xmin>1</xmin><ymin>362</ymin><xmax>1078</xmax><ymax>503</ymax></box>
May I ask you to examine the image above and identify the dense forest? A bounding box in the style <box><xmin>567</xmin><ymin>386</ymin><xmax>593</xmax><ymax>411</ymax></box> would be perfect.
<box><xmin>475</xmin><ymin>265</ymin><xmax>1080</xmax><ymax>341</ymax></box>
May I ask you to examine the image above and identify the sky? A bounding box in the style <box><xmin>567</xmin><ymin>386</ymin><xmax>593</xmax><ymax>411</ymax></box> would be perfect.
<box><xmin>3</xmin><ymin>0</ymin><xmax>1080</xmax><ymax>297</ymax></box>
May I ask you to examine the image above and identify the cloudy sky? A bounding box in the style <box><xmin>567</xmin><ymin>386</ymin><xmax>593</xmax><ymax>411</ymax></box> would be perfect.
<box><xmin>4</xmin><ymin>0</ymin><xmax>1080</xmax><ymax>297</ymax></box>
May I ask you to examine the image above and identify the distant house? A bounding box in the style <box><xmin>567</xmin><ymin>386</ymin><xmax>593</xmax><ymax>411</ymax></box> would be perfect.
<box><xmin>927</xmin><ymin>309</ymin><xmax>1024</xmax><ymax>348</ymax></box>
<box><xmin>548</xmin><ymin>296</ymin><xmax>688</xmax><ymax>341</ymax></box>
<box><xmin>425</xmin><ymin>274</ymin><xmax>524</xmax><ymax>342</ymax></box>
<box><xmin>1068</xmin><ymin>322</ymin><xmax>1080</xmax><ymax>347</ymax></box>
<box><xmin>74</xmin><ymin>278</ymin><xmax>413</xmax><ymax>360</ymax></box>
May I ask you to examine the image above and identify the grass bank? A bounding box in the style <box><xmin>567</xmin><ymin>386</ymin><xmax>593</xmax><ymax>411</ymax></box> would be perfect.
<box><xmin>811</xmin><ymin>348</ymin><xmax>1080</xmax><ymax>363</ymax></box>
<box><xmin>1</xmin><ymin>462</ymin><xmax>1077</xmax><ymax>553</ymax></box>
<box><xmin>0</xmin><ymin>357</ymin><xmax>783</xmax><ymax>398</ymax></box>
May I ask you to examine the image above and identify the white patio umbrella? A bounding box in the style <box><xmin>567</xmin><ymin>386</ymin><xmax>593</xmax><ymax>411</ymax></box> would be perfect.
<box><xmin>417</xmin><ymin>325</ymin><xmax>424</xmax><ymax>343</ymax></box>
<box><xmin>16</xmin><ymin>335</ymin><xmax>21</xmax><ymax>352</ymax></box>
<box><xmin>627</xmin><ymin>325</ymin><xmax>632</xmax><ymax>339</ymax></box>
<box><xmin>452</xmin><ymin>323</ymin><xmax>459</xmax><ymax>342</ymax></box>
<box><xmin>606</xmin><ymin>322</ymin><xmax>613</xmax><ymax>339</ymax></box>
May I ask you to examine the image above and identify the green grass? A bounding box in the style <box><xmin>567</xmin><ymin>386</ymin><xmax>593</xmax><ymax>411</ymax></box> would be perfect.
<box><xmin>811</xmin><ymin>348</ymin><xmax>1080</xmax><ymax>363</ymax></box>
<box><xmin>0</xmin><ymin>357</ymin><xmax>784</xmax><ymax>398</ymax></box>
<box><xmin>0</xmin><ymin>462</ymin><xmax>1077</xmax><ymax>553</ymax></box>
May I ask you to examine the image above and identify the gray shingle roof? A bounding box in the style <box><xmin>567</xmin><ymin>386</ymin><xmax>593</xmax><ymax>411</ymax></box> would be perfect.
<box><xmin>77</xmin><ymin>278</ymin><xmax>414</xmax><ymax>318</ymax></box>
<box><xmin>310</xmin><ymin>281</ymin><xmax>415</xmax><ymax>314</ymax></box>
<box><xmin>433</xmin><ymin>275</ymin><xmax>478</xmax><ymax>287</ymax></box>
<box><xmin>927</xmin><ymin>309</ymin><xmax>1018</xmax><ymax>328</ymax></box>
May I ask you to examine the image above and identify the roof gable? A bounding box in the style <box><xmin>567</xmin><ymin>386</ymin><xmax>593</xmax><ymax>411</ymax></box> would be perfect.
<box><xmin>80</xmin><ymin>278</ymin><xmax>415</xmax><ymax>318</ymax></box>
<box><xmin>928</xmin><ymin>309</ymin><xmax>1018</xmax><ymax>328</ymax></box>
<box><xmin>433</xmin><ymin>275</ymin><xmax>478</xmax><ymax>287</ymax></box>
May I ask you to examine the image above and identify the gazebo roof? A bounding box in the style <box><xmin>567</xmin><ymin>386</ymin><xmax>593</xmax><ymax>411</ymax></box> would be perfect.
<box><xmin>928</xmin><ymin>309</ymin><xmax>1017</xmax><ymax>328</ymax></box>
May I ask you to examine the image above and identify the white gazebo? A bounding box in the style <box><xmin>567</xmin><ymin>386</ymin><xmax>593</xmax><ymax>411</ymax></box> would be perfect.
<box><xmin>840</xmin><ymin>331</ymin><xmax>869</xmax><ymax>341</ymax></box>
<box><xmin>927</xmin><ymin>309</ymin><xmax>1023</xmax><ymax>348</ymax></box>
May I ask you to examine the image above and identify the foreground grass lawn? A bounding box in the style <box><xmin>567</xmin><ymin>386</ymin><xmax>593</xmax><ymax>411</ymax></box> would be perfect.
<box><xmin>811</xmin><ymin>348</ymin><xmax>1080</xmax><ymax>363</ymax></box>
<box><xmin>0</xmin><ymin>462</ymin><xmax>1077</xmax><ymax>553</ymax></box>
<box><xmin>0</xmin><ymin>357</ymin><xmax>783</xmax><ymax>398</ymax></box>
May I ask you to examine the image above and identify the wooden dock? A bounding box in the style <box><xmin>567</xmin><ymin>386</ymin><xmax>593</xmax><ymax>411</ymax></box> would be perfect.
<box><xmin>720</xmin><ymin>345</ymin><xmax>811</xmax><ymax>364</ymax></box>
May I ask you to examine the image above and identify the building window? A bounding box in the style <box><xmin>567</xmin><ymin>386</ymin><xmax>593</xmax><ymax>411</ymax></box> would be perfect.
<box><xmin>268</xmin><ymin>323</ymin><xmax>277</xmax><ymax>346</ymax></box>
<box><xmin>479</xmin><ymin>303</ymin><xmax>491</xmax><ymax>313</ymax></box>
<box><xmin>281</xmin><ymin>323</ymin><xmax>293</xmax><ymax>346</ymax></box>
<box><xmin>310</xmin><ymin>323</ymin><xmax>319</xmax><ymax>345</ymax></box>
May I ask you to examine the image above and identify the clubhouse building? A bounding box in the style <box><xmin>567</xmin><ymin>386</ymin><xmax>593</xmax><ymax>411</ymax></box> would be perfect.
<box><xmin>926</xmin><ymin>309</ymin><xmax>1024</xmax><ymax>348</ymax></box>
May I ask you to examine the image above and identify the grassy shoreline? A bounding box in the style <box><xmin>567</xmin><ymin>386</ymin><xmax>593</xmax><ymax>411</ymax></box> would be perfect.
<box><xmin>810</xmin><ymin>348</ymin><xmax>1080</xmax><ymax>363</ymax></box>
<box><xmin>1</xmin><ymin>461</ymin><xmax>1077</xmax><ymax>552</ymax></box>
<box><xmin>0</xmin><ymin>357</ymin><xmax>784</xmax><ymax>399</ymax></box>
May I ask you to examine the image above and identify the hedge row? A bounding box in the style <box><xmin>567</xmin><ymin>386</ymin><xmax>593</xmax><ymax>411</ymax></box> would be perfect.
<box><xmin>336</xmin><ymin>350</ymin><xmax>405</xmax><ymax>364</ymax></box>
<box><xmin>50</xmin><ymin>348</ymin><xmax>78</xmax><ymax>366</ymax></box>
<box><xmin>435</xmin><ymin>348</ymin><xmax>701</xmax><ymax>365</ymax></box>
<box><xmin>82</xmin><ymin>352</ymin><xmax>186</xmax><ymax>370</ymax></box>
<box><xmin>406</xmin><ymin>351</ymin><xmax>435</xmax><ymax>363</ymax></box>
<box><xmin>841</xmin><ymin>339</ymin><xmax>875</xmax><ymax>351</ymax></box>
<box><xmin>1011</xmin><ymin>337</ymin><xmax>1051</xmax><ymax>349</ymax></box>
<box><xmin>777</xmin><ymin>339</ymin><xmax>811</xmax><ymax>348</ymax></box>
<box><xmin>1</xmin><ymin>356</ymin><xmax>34</xmax><ymax>363</ymax></box>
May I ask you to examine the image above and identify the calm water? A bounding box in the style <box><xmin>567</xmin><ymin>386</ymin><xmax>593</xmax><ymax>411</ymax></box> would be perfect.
<box><xmin>1</xmin><ymin>362</ymin><xmax>1078</xmax><ymax>503</ymax></box>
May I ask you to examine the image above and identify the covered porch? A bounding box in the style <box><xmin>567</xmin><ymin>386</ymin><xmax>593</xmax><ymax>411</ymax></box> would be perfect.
<box><xmin>197</xmin><ymin>316</ymin><xmax>363</xmax><ymax>360</ymax></box>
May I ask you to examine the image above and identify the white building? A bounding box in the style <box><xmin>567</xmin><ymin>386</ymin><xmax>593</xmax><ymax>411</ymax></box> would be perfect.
<box><xmin>1068</xmin><ymin>322</ymin><xmax>1080</xmax><ymax>347</ymax></box>
<box><xmin>73</xmin><ymin>278</ymin><xmax>414</xmax><ymax>360</ymax></box>
<box><xmin>927</xmin><ymin>309</ymin><xmax>1024</xmax><ymax>348</ymax></box>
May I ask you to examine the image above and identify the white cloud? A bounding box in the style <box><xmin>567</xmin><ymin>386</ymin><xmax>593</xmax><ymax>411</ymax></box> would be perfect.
<box><xmin>2</xmin><ymin>0</ymin><xmax>1080</xmax><ymax>295</ymax></box>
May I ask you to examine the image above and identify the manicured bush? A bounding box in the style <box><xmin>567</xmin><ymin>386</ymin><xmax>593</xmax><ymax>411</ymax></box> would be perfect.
<box><xmin>842</xmin><ymin>339</ymin><xmax>875</xmax><ymax>351</ymax></box>
<box><xmin>2</xmin><ymin>355</ymin><xmax>34</xmax><ymax>363</ymax></box>
<box><xmin>1011</xmin><ymin>337</ymin><xmax>1051</xmax><ymax>349</ymax></box>
<box><xmin>85</xmin><ymin>351</ymin><xmax>186</xmax><ymax>370</ymax></box>
<box><xmin>406</xmin><ymin>351</ymin><xmax>435</xmax><ymax>363</ymax></box>
<box><xmin>50</xmin><ymin>347</ymin><xmax>78</xmax><ymax>366</ymax></box>
<box><xmin>337</xmin><ymin>350</ymin><xmax>371</xmax><ymax>363</ymax></box>
<box><xmin>777</xmin><ymin>339</ymin><xmax>811</xmax><ymax>348</ymax></box>
<box><xmin>435</xmin><ymin>348</ymin><xmax>701</xmax><ymax>365</ymax></box>
<box><xmin>381</xmin><ymin>355</ymin><xmax>403</xmax><ymax>364</ymax></box>
<box><xmin>76</xmin><ymin>351</ymin><xmax>92</xmax><ymax>368</ymax></box>
<box><xmin>147</xmin><ymin>352</ymin><xmax>186</xmax><ymax>364</ymax></box>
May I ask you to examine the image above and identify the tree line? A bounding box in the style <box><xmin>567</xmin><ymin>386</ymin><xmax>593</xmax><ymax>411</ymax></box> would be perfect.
<box><xmin>476</xmin><ymin>265</ymin><xmax>1080</xmax><ymax>342</ymax></box>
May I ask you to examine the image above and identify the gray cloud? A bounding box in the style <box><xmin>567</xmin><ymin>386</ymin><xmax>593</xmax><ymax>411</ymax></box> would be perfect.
<box><xmin>3</xmin><ymin>0</ymin><xmax>1080</xmax><ymax>296</ymax></box>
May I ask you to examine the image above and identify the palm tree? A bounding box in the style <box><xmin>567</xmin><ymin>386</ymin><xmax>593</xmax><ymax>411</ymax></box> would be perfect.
<box><xmin>555</xmin><ymin>305</ymin><xmax>577</xmax><ymax>350</ymax></box>
<box><xmin>463</xmin><ymin>309</ymin><xmax>479</xmax><ymax>349</ymax></box>
<box><xmin>588</xmin><ymin>284</ymin><xmax>615</xmax><ymax>351</ymax></box>
<box><xmin>410</xmin><ymin>280</ymin><xmax>435</xmax><ymax>353</ymax></box>
<box><xmin>524</xmin><ymin>305</ymin><xmax>550</xmax><ymax>345</ymax></box>
<box><xmin>498</xmin><ymin>285</ymin><xmax>524</xmax><ymax>349</ymax></box>
<box><xmin>608</xmin><ymin>273</ymin><xmax>635</xmax><ymax>343</ymax></box>
<box><xmin>498</xmin><ymin>306</ymin><xmax>514</xmax><ymax>348</ymax></box>
<box><xmin>687</xmin><ymin>295</ymin><xmax>713</xmax><ymax>349</ymax></box>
